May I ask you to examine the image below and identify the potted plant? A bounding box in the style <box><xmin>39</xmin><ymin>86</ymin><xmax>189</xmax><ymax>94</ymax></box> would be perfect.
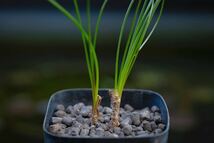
<box><xmin>43</xmin><ymin>0</ymin><xmax>169</xmax><ymax>143</ymax></box>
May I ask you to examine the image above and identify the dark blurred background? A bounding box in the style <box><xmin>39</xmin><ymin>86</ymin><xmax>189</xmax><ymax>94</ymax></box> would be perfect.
<box><xmin>0</xmin><ymin>0</ymin><xmax>214</xmax><ymax>142</ymax></box>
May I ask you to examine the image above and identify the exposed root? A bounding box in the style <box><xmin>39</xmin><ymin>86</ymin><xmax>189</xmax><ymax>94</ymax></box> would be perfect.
<box><xmin>92</xmin><ymin>95</ymin><xmax>102</xmax><ymax>124</ymax></box>
<box><xmin>109</xmin><ymin>90</ymin><xmax>121</xmax><ymax>127</ymax></box>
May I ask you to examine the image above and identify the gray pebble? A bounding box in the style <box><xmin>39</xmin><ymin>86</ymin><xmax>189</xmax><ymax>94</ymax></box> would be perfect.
<box><xmin>150</xmin><ymin>112</ymin><xmax>154</xmax><ymax>121</ymax></box>
<box><xmin>133</xmin><ymin>126</ymin><xmax>143</xmax><ymax>132</ymax></box>
<box><xmin>136</xmin><ymin>130</ymin><xmax>148</xmax><ymax>136</ymax></box>
<box><xmin>119</xmin><ymin>132</ymin><xmax>125</xmax><ymax>137</ymax></box>
<box><xmin>113</xmin><ymin>127</ymin><xmax>121</xmax><ymax>135</ymax></box>
<box><xmin>95</xmin><ymin>122</ymin><xmax>102</xmax><ymax>128</ymax></box>
<box><xmin>151</xmin><ymin>121</ymin><xmax>158</xmax><ymax>130</ymax></box>
<box><xmin>73</xmin><ymin>103</ymin><xmax>84</xmax><ymax>114</ymax></box>
<box><xmin>70</xmin><ymin>127</ymin><xmax>80</xmax><ymax>136</ymax></box>
<box><xmin>62</xmin><ymin>116</ymin><xmax>74</xmax><ymax>126</ymax></box>
<box><xmin>82</xmin><ymin>123</ymin><xmax>89</xmax><ymax>129</ymax></box>
<box><xmin>96</xmin><ymin>127</ymin><xmax>105</xmax><ymax>136</ymax></box>
<box><xmin>151</xmin><ymin>106</ymin><xmax>160</xmax><ymax>113</ymax></box>
<box><xmin>89</xmin><ymin>128</ymin><xmax>96</xmax><ymax>134</ymax></box>
<box><xmin>77</xmin><ymin>102</ymin><xmax>85</xmax><ymax>108</ymax></box>
<box><xmin>54</xmin><ymin>110</ymin><xmax>66</xmax><ymax>117</ymax></box>
<box><xmin>154</xmin><ymin>113</ymin><xmax>162</xmax><ymax>123</ymax></box>
<box><xmin>83</xmin><ymin>118</ymin><xmax>91</xmax><ymax>125</ymax></box>
<box><xmin>99</xmin><ymin>123</ymin><xmax>109</xmax><ymax>131</ymax></box>
<box><xmin>121</xmin><ymin>117</ymin><xmax>132</xmax><ymax>128</ymax></box>
<box><xmin>154</xmin><ymin>128</ymin><xmax>162</xmax><ymax>134</ymax></box>
<box><xmin>90</xmin><ymin>125</ymin><xmax>96</xmax><ymax>130</ymax></box>
<box><xmin>122</xmin><ymin>125</ymin><xmax>132</xmax><ymax>135</ymax></box>
<box><xmin>119</xmin><ymin>108</ymin><xmax>125</xmax><ymax>114</ymax></box>
<box><xmin>124</xmin><ymin>104</ymin><xmax>134</xmax><ymax>112</ymax></box>
<box><xmin>87</xmin><ymin>105</ymin><xmax>92</xmax><ymax>110</ymax></box>
<box><xmin>80</xmin><ymin>128</ymin><xmax>89</xmax><ymax>136</ymax></box>
<box><xmin>121</xmin><ymin>112</ymin><xmax>131</xmax><ymax>120</ymax></box>
<box><xmin>52</xmin><ymin>117</ymin><xmax>62</xmax><ymax>124</ymax></box>
<box><xmin>142</xmin><ymin>120</ymin><xmax>152</xmax><ymax>132</ymax></box>
<box><xmin>108</xmin><ymin>128</ymin><xmax>113</xmax><ymax>133</ymax></box>
<box><xmin>111</xmin><ymin>133</ymin><xmax>119</xmax><ymax>137</ymax></box>
<box><xmin>66</xmin><ymin>105</ymin><xmax>73</xmax><ymax>113</ymax></box>
<box><xmin>103</xmin><ymin>116</ymin><xmax>110</xmax><ymax>123</ymax></box>
<box><xmin>140</xmin><ymin>108</ymin><xmax>151</xmax><ymax>120</ymax></box>
<box><xmin>56</xmin><ymin>104</ymin><xmax>65</xmax><ymax>111</ymax></box>
<box><xmin>104</xmin><ymin>131</ymin><xmax>112</xmax><ymax>137</ymax></box>
<box><xmin>131</xmin><ymin>112</ymin><xmax>141</xmax><ymax>126</ymax></box>
<box><xmin>49</xmin><ymin>123</ymin><xmax>66</xmax><ymax>134</ymax></box>
<box><xmin>89</xmin><ymin>129</ymin><xmax>97</xmax><ymax>137</ymax></box>
<box><xmin>76</xmin><ymin>115</ymin><xmax>84</xmax><ymax>123</ymax></box>
<box><xmin>80</xmin><ymin>106</ymin><xmax>90</xmax><ymax>117</ymax></box>
<box><xmin>98</xmin><ymin>106</ymin><xmax>103</xmax><ymax>112</ymax></box>
<box><xmin>64</xmin><ymin>127</ymin><xmax>71</xmax><ymax>134</ymax></box>
<box><xmin>99</xmin><ymin>117</ymin><xmax>105</xmax><ymax>123</ymax></box>
<box><xmin>72</xmin><ymin>121</ymin><xmax>82</xmax><ymax>128</ymax></box>
<box><xmin>103</xmin><ymin>107</ymin><xmax>112</xmax><ymax>114</ymax></box>
<box><xmin>158</xmin><ymin>123</ymin><xmax>166</xmax><ymax>130</ymax></box>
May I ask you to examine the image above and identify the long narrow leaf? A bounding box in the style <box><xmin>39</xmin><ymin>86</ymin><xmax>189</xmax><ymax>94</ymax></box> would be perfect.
<box><xmin>115</xmin><ymin>0</ymin><xmax>164</xmax><ymax>97</ymax></box>
<box><xmin>115</xmin><ymin>0</ymin><xmax>135</xmax><ymax>90</ymax></box>
<box><xmin>120</xmin><ymin>0</ymin><xmax>143</xmax><ymax>76</ymax></box>
<box><xmin>93</xmin><ymin>0</ymin><xmax>108</xmax><ymax>48</ymax></box>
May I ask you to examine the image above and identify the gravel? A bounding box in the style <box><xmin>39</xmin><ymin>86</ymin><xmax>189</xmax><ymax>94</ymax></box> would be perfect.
<box><xmin>70</xmin><ymin>127</ymin><xmax>80</xmax><ymax>136</ymax></box>
<box><xmin>73</xmin><ymin>103</ymin><xmax>84</xmax><ymax>115</ymax></box>
<box><xmin>131</xmin><ymin>112</ymin><xmax>141</xmax><ymax>126</ymax></box>
<box><xmin>66</xmin><ymin>106</ymin><xmax>73</xmax><ymax>114</ymax></box>
<box><xmin>104</xmin><ymin>131</ymin><xmax>112</xmax><ymax>137</ymax></box>
<box><xmin>80</xmin><ymin>128</ymin><xmax>90</xmax><ymax>136</ymax></box>
<box><xmin>136</xmin><ymin>130</ymin><xmax>148</xmax><ymax>136</ymax></box>
<box><xmin>62</xmin><ymin>116</ymin><xmax>74</xmax><ymax>126</ymax></box>
<box><xmin>151</xmin><ymin>105</ymin><xmax>160</xmax><ymax>113</ymax></box>
<box><xmin>95</xmin><ymin>127</ymin><xmax>105</xmax><ymax>136</ymax></box>
<box><xmin>140</xmin><ymin>108</ymin><xmax>151</xmax><ymax>120</ymax></box>
<box><xmin>80</xmin><ymin>106</ymin><xmax>90</xmax><ymax>117</ymax></box>
<box><xmin>154</xmin><ymin>128</ymin><xmax>162</xmax><ymax>134</ymax></box>
<box><xmin>49</xmin><ymin>123</ymin><xmax>66</xmax><ymax>134</ymax></box>
<box><xmin>158</xmin><ymin>123</ymin><xmax>166</xmax><ymax>130</ymax></box>
<box><xmin>52</xmin><ymin>117</ymin><xmax>62</xmax><ymax>124</ymax></box>
<box><xmin>154</xmin><ymin>113</ymin><xmax>162</xmax><ymax>123</ymax></box>
<box><xmin>113</xmin><ymin>127</ymin><xmax>121</xmax><ymax>135</ymax></box>
<box><xmin>49</xmin><ymin>104</ymin><xmax>166</xmax><ymax>137</ymax></box>
<box><xmin>142</xmin><ymin>120</ymin><xmax>152</xmax><ymax>132</ymax></box>
<box><xmin>120</xmin><ymin>117</ymin><xmax>132</xmax><ymax>128</ymax></box>
<box><xmin>56</xmin><ymin>104</ymin><xmax>65</xmax><ymax>111</ymax></box>
<box><xmin>122</xmin><ymin>125</ymin><xmax>132</xmax><ymax>135</ymax></box>
<box><xmin>54</xmin><ymin>110</ymin><xmax>66</xmax><ymax>117</ymax></box>
<box><xmin>124</xmin><ymin>104</ymin><xmax>134</xmax><ymax>112</ymax></box>
<box><xmin>151</xmin><ymin>121</ymin><xmax>158</xmax><ymax>130</ymax></box>
<box><xmin>103</xmin><ymin>107</ymin><xmax>112</xmax><ymax>114</ymax></box>
<box><xmin>76</xmin><ymin>115</ymin><xmax>84</xmax><ymax>123</ymax></box>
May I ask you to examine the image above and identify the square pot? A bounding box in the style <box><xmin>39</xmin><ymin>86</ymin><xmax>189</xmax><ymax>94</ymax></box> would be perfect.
<box><xmin>43</xmin><ymin>89</ymin><xmax>170</xmax><ymax>143</ymax></box>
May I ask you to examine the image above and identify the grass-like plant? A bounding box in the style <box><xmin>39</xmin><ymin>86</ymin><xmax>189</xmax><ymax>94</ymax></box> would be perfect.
<box><xmin>48</xmin><ymin>0</ymin><xmax>164</xmax><ymax>127</ymax></box>
<box><xmin>48</xmin><ymin>0</ymin><xmax>108</xmax><ymax>124</ymax></box>
<box><xmin>110</xmin><ymin>0</ymin><xmax>165</xmax><ymax>127</ymax></box>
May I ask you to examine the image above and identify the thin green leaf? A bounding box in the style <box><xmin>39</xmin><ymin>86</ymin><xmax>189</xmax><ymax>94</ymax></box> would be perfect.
<box><xmin>115</xmin><ymin>0</ymin><xmax>135</xmax><ymax>90</ymax></box>
<box><xmin>93</xmin><ymin>0</ymin><xmax>108</xmax><ymax>48</ymax></box>
<box><xmin>115</xmin><ymin>0</ymin><xmax>165</xmax><ymax>97</ymax></box>
<box><xmin>120</xmin><ymin>0</ymin><xmax>143</xmax><ymax>77</ymax></box>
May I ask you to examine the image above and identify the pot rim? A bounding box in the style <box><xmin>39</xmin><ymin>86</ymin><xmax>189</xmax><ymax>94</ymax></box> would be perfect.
<box><xmin>43</xmin><ymin>88</ymin><xmax>170</xmax><ymax>139</ymax></box>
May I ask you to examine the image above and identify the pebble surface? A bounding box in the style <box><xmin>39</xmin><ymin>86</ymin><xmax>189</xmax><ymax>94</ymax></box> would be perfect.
<box><xmin>49</xmin><ymin>103</ymin><xmax>166</xmax><ymax>137</ymax></box>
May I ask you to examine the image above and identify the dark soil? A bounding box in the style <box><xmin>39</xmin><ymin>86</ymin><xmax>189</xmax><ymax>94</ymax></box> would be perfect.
<box><xmin>49</xmin><ymin>103</ymin><xmax>166</xmax><ymax>137</ymax></box>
